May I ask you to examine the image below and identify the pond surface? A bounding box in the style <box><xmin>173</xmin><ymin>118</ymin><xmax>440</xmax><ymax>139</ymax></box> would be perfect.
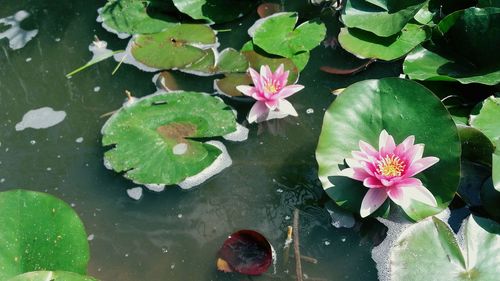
<box><xmin>0</xmin><ymin>1</ymin><xmax>401</xmax><ymax>280</ymax></box>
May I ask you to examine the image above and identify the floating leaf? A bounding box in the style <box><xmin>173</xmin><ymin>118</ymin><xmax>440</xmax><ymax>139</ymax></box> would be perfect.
<box><xmin>7</xmin><ymin>271</ymin><xmax>99</xmax><ymax>281</ymax></box>
<box><xmin>391</xmin><ymin>216</ymin><xmax>500</xmax><ymax>281</ymax></box>
<box><xmin>98</xmin><ymin>0</ymin><xmax>177</xmax><ymax>36</ymax></box>
<box><xmin>131</xmin><ymin>24</ymin><xmax>217</xmax><ymax>70</ymax></box>
<box><xmin>481</xmin><ymin>177</ymin><xmax>500</xmax><ymax>222</ymax></box>
<box><xmin>214</xmin><ymin>73</ymin><xmax>252</xmax><ymax>98</ymax></box>
<box><xmin>182</xmin><ymin>48</ymin><xmax>249</xmax><ymax>75</ymax></box>
<box><xmin>478</xmin><ymin>0</ymin><xmax>500</xmax><ymax>7</ymax></box>
<box><xmin>470</xmin><ymin>96</ymin><xmax>500</xmax><ymax>192</ymax></box>
<box><xmin>217</xmin><ymin>230</ymin><xmax>273</xmax><ymax>275</ymax></box>
<box><xmin>0</xmin><ymin>190</ymin><xmax>89</xmax><ymax>280</ymax></box>
<box><xmin>403</xmin><ymin>8</ymin><xmax>500</xmax><ymax>85</ymax></box>
<box><xmin>457</xmin><ymin>125</ymin><xmax>495</xmax><ymax>167</ymax></box>
<box><xmin>172</xmin><ymin>0</ymin><xmax>254</xmax><ymax>23</ymax></box>
<box><xmin>341</xmin><ymin>0</ymin><xmax>428</xmax><ymax>37</ymax></box>
<box><xmin>102</xmin><ymin>91</ymin><xmax>237</xmax><ymax>186</ymax></box>
<box><xmin>316</xmin><ymin>78</ymin><xmax>460</xmax><ymax>220</ymax></box>
<box><xmin>257</xmin><ymin>3</ymin><xmax>282</xmax><ymax>18</ymax></box>
<box><xmin>338</xmin><ymin>23</ymin><xmax>429</xmax><ymax>61</ymax></box>
<box><xmin>249</xmin><ymin>12</ymin><xmax>326</xmax><ymax>59</ymax></box>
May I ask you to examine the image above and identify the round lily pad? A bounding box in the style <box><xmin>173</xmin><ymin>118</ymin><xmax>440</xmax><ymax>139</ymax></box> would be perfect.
<box><xmin>131</xmin><ymin>24</ymin><xmax>217</xmax><ymax>70</ymax></box>
<box><xmin>172</xmin><ymin>0</ymin><xmax>254</xmax><ymax>23</ymax></box>
<box><xmin>182</xmin><ymin>48</ymin><xmax>249</xmax><ymax>76</ymax></box>
<box><xmin>102</xmin><ymin>91</ymin><xmax>237</xmax><ymax>186</ymax></box>
<box><xmin>249</xmin><ymin>12</ymin><xmax>326</xmax><ymax>59</ymax></box>
<box><xmin>316</xmin><ymin>78</ymin><xmax>461</xmax><ymax>220</ymax></box>
<box><xmin>7</xmin><ymin>271</ymin><xmax>98</xmax><ymax>281</ymax></box>
<box><xmin>99</xmin><ymin>0</ymin><xmax>177</xmax><ymax>36</ymax></box>
<box><xmin>341</xmin><ymin>0</ymin><xmax>428</xmax><ymax>37</ymax></box>
<box><xmin>214</xmin><ymin>73</ymin><xmax>253</xmax><ymax>98</ymax></box>
<box><xmin>391</xmin><ymin>216</ymin><xmax>500</xmax><ymax>281</ymax></box>
<box><xmin>0</xmin><ymin>190</ymin><xmax>89</xmax><ymax>280</ymax></box>
<box><xmin>338</xmin><ymin>23</ymin><xmax>429</xmax><ymax>61</ymax></box>
<box><xmin>403</xmin><ymin>8</ymin><xmax>500</xmax><ymax>85</ymax></box>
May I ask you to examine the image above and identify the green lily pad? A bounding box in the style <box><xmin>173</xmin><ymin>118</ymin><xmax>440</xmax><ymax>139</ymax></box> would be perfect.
<box><xmin>403</xmin><ymin>8</ymin><xmax>500</xmax><ymax>85</ymax></box>
<box><xmin>102</xmin><ymin>91</ymin><xmax>237</xmax><ymax>186</ymax></box>
<box><xmin>457</xmin><ymin>125</ymin><xmax>495</xmax><ymax>167</ymax></box>
<box><xmin>241</xmin><ymin>40</ymin><xmax>306</xmax><ymax>73</ymax></box>
<box><xmin>341</xmin><ymin>0</ymin><xmax>428</xmax><ymax>37</ymax></box>
<box><xmin>182</xmin><ymin>48</ymin><xmax>249</xmax><ymax>75</ymax></box>
<box><xmin>214</xmin><ymin>73</ymin><xmax>252</xmax><ymax>98</ymax></box>
<box><xmin>478</xmin><ymin>0</ymin><xmax>500</xmax><ymax>7</ymax></box>
<box><xmin>131</xmin><ymin>24</ymin><xmax>217</xmax><ymax>70</ymax></box>
<box><xmin>470</xmin><ymin>96</ymin><xmax>500</xmax><ymax>191</ymax></box>
<box><xmin>172</xmin><ymin>0</ymin><xmax>254</xmax><ymax>23</ymax></box>
<box><xmin>0</xmin><ymin>190</ymin><xmax>89</xmax><ymax>280</ymax></box>
<box><xmin>249</xmin><ymin>12</ymin><xmax>326</xmax><ymax>59</ymax></box>
<box><xmin>316</xmin><ymin>78</ymin><xmax>461</xmax><ymax>220</ymax></box>
<box><xmin>481</xmin><ymin>177</ymin><xmax>500</xmax><ymax>222</ymax></box>
<box><xmin>391</xmin><ymin>216</ymin><xmax>500</xmax><ymax>281</ymax></box>
<box><xmin>7</xmin><ymin>271</ymin><xmax>98</xmax><ymax>281</ymax></box>
<box><xmin>99</xmin><ymin>0</ymin><xmax>177</xmax><ymax>36</ymax></box>
<box><xmin>338</xmin><ymin>23</ymin><xmax>429</xmax><ymax>61</ymax></box>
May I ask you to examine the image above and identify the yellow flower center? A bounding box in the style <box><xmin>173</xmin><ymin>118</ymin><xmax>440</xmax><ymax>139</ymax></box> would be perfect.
<box><xmin>377</xmin><ymin>154</ymin><xmax>405</xmax><ymax>177</ymax></box>
<box><xmin>264</xmin><ymin>82</ymin><xmax>278</xmax><ymax>94</ymax></box>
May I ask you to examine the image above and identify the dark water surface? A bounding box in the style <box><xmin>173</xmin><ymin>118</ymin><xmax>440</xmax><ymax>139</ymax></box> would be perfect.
<box><xmin>0</xmin><ymin>1</ymin><xmax>401</xmax><ymax>280</ymax></box>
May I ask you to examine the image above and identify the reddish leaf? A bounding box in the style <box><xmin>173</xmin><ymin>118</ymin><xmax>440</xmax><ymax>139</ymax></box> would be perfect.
<box><xmin>320</xmin><ymin>59</ymin><xmax>375</xmax><ymax>75</ymax></box>
<box><xmin>217</xmin><ymin>230</ymin><xmax>273</xmax><ymax>275</ymax></box>
<box><xmin>257</xmin><ymin>3</ymin><xmax>282</xmax><ymax>18</ymax></box>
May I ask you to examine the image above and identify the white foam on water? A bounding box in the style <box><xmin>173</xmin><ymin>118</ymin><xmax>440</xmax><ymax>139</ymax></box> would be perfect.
<box><xmin>177</xmin><ymin>140</ymin><xmax>232</xmax><ymax>189</ymax></box>
<box><xmin>0</xmin><ymin>10</ymin><xmax>38</xmax><ymax>50</ymax></box>
<box><xmin>103</xmin><ymin>158</ymin><xmax>113</xmax><ymax>170</ymax></box>
<box><xmin>371</xmin><ymin>208</ymin><xmax>450</xmax><ymax>281</ymax></box>
<box><xmin>87</xmin><ymin>234</ymin><xmax>95</xmax><ymax>241</ymax></box>
<box><xmin>75</xmin><ymin>137</ymin><xmax>84</xmax><ymax>143</ymax></box>
<box><xmin>15</xmin><ymin>107</ymin><xmax>67</xmax><ymax>131</ymax></box>
<box><xmin>127</xmin><ymin>187</ymin><xmax>143</xmax><ymax>200</ymax></box>
<box><xmin>326</xmin><ymin>207</ymin><xmax>355</xmax><ymax>229</ymax></box>
<box><xmin>93</xmin><ymin>86</ymin><xmax>101</xmax><ymax>92</ymax></box>
<box><xmin>223</xmin><ymin>123</ymin><xmax>249</xmax><ymax>142</ymax></box>
<box><xmin>172</xmin><ymin>143</ymin><xmax>188</xmax><ymax>155</ymax></box>
<box><xmin>306</xmin><ymin>108</ymin><xmax>314</xmax><ymax>114</ymax></box>
<box><xmin>89</xmin><ymin>40</ymin><xmax>113</xmax><ymax>61</ymax></box>
<box><xmin>144</xmin><ymin>183</ymin><xmax>165</xmax><ymax>193</ymax></box>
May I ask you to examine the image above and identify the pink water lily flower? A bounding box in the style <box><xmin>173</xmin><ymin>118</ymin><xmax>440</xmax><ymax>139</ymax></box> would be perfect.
<box><xmin>236</xmin><ymin>64</ymin><xmax>304</xmax><ymax>123</ymax></box>
<box><xmin>340</xmin><ymin>130</ymin><xmax>440</xmax><ymax>218</ymax></box>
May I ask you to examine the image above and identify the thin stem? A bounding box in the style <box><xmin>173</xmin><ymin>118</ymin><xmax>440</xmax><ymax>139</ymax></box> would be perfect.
<box><xmin>293</xmin><ymin>208</ymin><xmax>303</xmax><ymax>281</ymax></box>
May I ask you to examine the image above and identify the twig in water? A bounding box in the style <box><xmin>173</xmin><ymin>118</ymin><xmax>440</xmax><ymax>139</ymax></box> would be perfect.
<box><xmin>293</xmin><ymin>208</ymin><xmax>303</xmax><ymax>281</ymax></box>
<box><xmin>283</xmin><ymin>225</ymin><xmax>293</xmax><ymax>266</ymax></box>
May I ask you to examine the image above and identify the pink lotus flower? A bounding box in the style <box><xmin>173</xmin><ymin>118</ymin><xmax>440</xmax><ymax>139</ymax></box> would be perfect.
<box><xmin>236</xmin><ymin>64</ymin><xmax>304</xmax><ymax>123</ymax></box>
<box><xmin>340</xmin><ymin>130</ymin><xmax>439</xmax><ymax>217</ymax></box>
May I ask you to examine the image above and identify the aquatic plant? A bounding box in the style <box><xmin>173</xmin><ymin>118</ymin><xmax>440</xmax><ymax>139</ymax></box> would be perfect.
<box><xmin>340</xmin><ymin>130</ymin><xmax>439</xmax><ymax>217</ymax></box>
<box><xmin>236</xmin><ymin>64</ymin><xmax>304</xmax><ymax>123</ymax></box>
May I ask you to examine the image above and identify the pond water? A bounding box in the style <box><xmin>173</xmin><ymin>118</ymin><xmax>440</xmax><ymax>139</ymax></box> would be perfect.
<box><xmin>0</xmin><ymin>1</ymin><xmax>402</xmax><ymax>280</ymax></box>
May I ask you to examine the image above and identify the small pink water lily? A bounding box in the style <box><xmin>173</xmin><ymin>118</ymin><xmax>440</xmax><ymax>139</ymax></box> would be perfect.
<box><xmin>236</xmin><ymin>64</ymin><xmax>304</xmax><ymax>123</ymax></box>
<box><xmin>340</xmin><ymin>130</ymin><xmax>440</xmax><ymax>218</ymax></box>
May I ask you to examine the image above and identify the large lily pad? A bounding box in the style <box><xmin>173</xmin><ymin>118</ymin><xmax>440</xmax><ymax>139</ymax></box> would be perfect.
<box><xmin>316</xmin><ymin>78</ymin><xmax>461</xmax><ymax>220</ymax></box>
<box><xmin>0</xmin><ymin>190</ymin><xmax>89</xmax><ymax>280</ymax></box>
<box><xmin>338</xmin><ymin>23</ymin><xmax>429</xmax><ymax>61</ymax></box>
<box><xmin>341</xmin><ymin>0</ymin><xmax>428</xmax><ymax>37</ymax></box>
<box><xmin>172</xmin><ymin>0</ymin><xmax>254</xmax><ymax>23</ymax></box>
<box><xmin>99</xmin><ymin>0</ymin><xmax>177</xmax><ymax>36</ymax></box>
<box><xmin>470</xmin><ymin>97</ymin><xmax>500</xmax><ymax>191</ymax></box>
<box><xmin>182</xmin><ymin>48</ymin><xmax>249</xmax><ymax>76</ymax></box>
<box><xmin>131</xmin><ymin>24</ymin><xmax>217</xmax><ymax>70</ymax></box>
<box><xmin>403</xmin><ymin>8</ymin><xmax>500</xmax><ymax>85</ymax></box>
<box><xmin>102</xmin><ymin>91</ymin><xmax>237</xmax><ymax>186</ymax></box>
<box><xmin>457</xmin><ymin>125</ymin><xmax>495</xmax><ymax>167</ymax></box>
<box><xmin>391</xmin><ymin>216</ymin><xmax>500</xmax><ymax>281</ymax></box>
<box><xmin>7</xmin><ymin>271</ymin><xmax>98</xmax><ymax>281</ymax></box>
<box><xmin>249</xmin><ymin>12</ymin><xmax>326</xmax><ymax>59</ymax></box>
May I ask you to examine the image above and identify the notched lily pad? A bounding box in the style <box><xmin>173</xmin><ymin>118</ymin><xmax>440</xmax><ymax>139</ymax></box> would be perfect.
<box><xmin>172</xmin><ymin>0</ymin><xmax>254</xmax><ymax>24</ymax></box>
<box><xmin>249</xmin><ymin>12</ymin><xmax>326</xmax><ymax>59</ymax></box>
<box><xmin>182</xmin><ymin>48</ymin><xmax>249</xmax><ymax>76</ymax></box>
<box><xmin>98</xmin><ymin>0</ymin><xmax>177</xmax><ymax>37</ymax></box>
<box><xmin>338</xmin><ymin>23</ymin><xmax>429</xmax><ymax>61</ymax></box>
<box><xmin>131</xmin><ymin>24</ymin><xmax>217</xmax><ymax>70</ymax></box>
<box><xmin>102</xmin><ymin>91</ymin><xmax>237</xmax><ymax>186</ymax></box>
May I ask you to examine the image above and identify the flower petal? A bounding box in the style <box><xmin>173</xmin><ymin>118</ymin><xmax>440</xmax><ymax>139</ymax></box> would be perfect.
<box><xmin>405</xmin><ymin>156</ymin><xmax>439</xmax><ymax>177</ymax></box>
<box><xmin>359</xmin><ymin>140</ymin><xmax>379</xmax><ymax>158</ymax></box>
<box><xmin>275</xmin><ymin>63</ymin><xmax>284</xmax><ymax>77</ymax></box>
<box><xmin>248</xmin><ymin>68</ymin><xmax>261</xmax><ymax>88</ymax></box>
<box><xmin>379</xmin><ymin>129</ymin><xmax>396</xmax><ymax>154</ymax></box>
<box><xmin>236</xmin><ymin>85</ymin><xmax>257</xmax><ymax>98</ymax></box>
<box><xmin>402</xmin><ymin>143</ymin><xmax>424</xmax><ymax>164</ymax></box>
<box><xmin>247</xmin><ymin>101</ymin><xmax>269</xmax><ymax>123</ymax></box>
<box><xmin>345</xmin><ymin>157</ymin><xmax>363</xmax><ymax>168</ymax></box>
<box><xmin>363</xmin><ymin>177</ymin><xmax>384</xmax><ymax>188</ymax></box>
<box><xmin>360</xmin><ymin>189</ymin><xmax>388</xmax><ymax>218</ymax></box>
<box><xmin>260</xmin><ymin>65</ymin><xmax>273</xmax><ymax>81</ymax></box>
<box><xmin>276</xmin><ymin>99</ymin><xmax>298</xmax><ymax>117</ymax></box>
<box><xmin>339</xmin><ymin>167</ymin><xmax>370</xmax><ymax>181</ymax></box>
<box><xmin>388</xmin><ymin>184</ymin><xmax>437</xmax><ymax>208</ymax></box>
<box><xmin>264</xmin><ymin>99</ymin><xmax>279</xmax><ymax>110</ymax></box>
<box><xmin>394</xmin><ymin>135</ymin><xmax>415</xmax><ymax>155</ymax></box>
<box><xmin>276</xmin><ymin>84</ymin><xmax>304</xmax><ymax>99</ymax></box>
